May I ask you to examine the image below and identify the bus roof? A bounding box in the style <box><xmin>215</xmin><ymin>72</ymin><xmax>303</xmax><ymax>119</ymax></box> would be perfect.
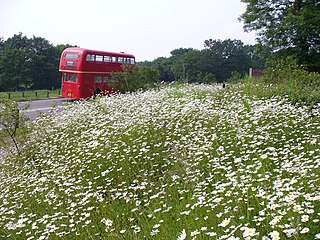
<box><xmin>63</xmin><ymin>47</ymin><xmax>135</xmax><ymax>58</ymax></box>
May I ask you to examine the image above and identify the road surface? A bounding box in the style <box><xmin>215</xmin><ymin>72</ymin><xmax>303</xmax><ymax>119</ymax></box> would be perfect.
<box><xmin>0</xmin><ymin>98</ymin><xmax>70</xmax><ymax>130</ymax></box>
<box><xmin>19</xmin><ymin>98</ymin><xmax>69</xmax><ymax>121</ymax></box>
<box><xmin>1</xmin><ymin>98</ymin><xmax>72</xmax><ymax>160</ymax></box>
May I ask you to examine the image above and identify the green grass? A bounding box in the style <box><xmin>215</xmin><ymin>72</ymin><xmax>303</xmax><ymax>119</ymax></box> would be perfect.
<box><xmin>0</xmin><ymin>84</ymin><xmax>319</xmax><ymax>239</ymax></box>
<box><xmin>245</xmin><ymin>58</ymin><xmax>320</xmax><ymax>107</ymax></box>
<box><xmin>0</xmin><ymin>89</ymin><xmax>61</xmax><ymax>101</ymax></box>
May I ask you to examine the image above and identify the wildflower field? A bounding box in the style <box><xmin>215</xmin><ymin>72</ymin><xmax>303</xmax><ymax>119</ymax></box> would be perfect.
<box><xmin>0</xmin><ymin>84</ymin><xmax>319</xmax><ymax>239</ymax></box>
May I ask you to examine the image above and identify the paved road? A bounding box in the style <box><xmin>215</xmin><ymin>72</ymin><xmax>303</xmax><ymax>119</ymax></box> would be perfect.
<box><xmin>0</xmin><ymin>98</ymin><xmax>70</xmax><ymax>130</ymax></box>
<box><xmin>19</xmin><ymin>98</ymin><xmax>68</xmax><ymax>121</ymax></box>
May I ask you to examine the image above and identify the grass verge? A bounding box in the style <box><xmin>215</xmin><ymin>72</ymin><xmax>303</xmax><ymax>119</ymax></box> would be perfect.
<box><xmin>0</xmin><ymin>84</ymin><xmax>319</xmax><ymax>239</ymax></box>
<box><xmin>0</xmin><ymin>89</ymin><xmax>61</xmax><ymax>101</ymax></box>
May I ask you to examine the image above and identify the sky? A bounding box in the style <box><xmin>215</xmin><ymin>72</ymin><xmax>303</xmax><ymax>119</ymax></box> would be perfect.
<box><xmin>0</xmin><ymin>0</ymin><xmax>257</xmax><ymax>61</ymax></box>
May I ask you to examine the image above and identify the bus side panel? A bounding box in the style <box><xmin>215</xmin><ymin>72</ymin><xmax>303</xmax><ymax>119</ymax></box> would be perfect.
<box><xmin>100</xmin><ymin>76</ymin><xmax>115</xmax><ymax>94</ymax></box>
<box><xmin>80</xmin><ymin>73</ymin><xmax>95</xmax><ymax>99</ymax></box>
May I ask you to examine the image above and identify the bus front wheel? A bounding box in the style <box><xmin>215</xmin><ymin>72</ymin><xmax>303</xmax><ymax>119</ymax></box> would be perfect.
<box><xmin>94</xmin><ymin>88</ymin><xmax>101</xmax><ymax>96</ymax></box>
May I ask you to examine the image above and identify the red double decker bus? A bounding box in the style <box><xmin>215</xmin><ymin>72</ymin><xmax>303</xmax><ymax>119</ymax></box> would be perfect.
<box><xmin>59</xmin><ymin>47</ymin><xmax>135</xmax><ymax>99</ymax></box>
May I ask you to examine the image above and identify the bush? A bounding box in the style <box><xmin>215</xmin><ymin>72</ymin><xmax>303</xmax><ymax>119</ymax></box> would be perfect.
<box><xmin>0</xmin><ymin>98</ymin><xmax>29</xmax><ymax>156</ymax></box>
<box><xmin>250</xmin><ymin>57</ymin><xmax>320</xmax><ymax>106</ymax></box>
<box><xmin>109</xmin><ymin>65</ymin><xmax>160</xmax><ymax>93</ymax></box>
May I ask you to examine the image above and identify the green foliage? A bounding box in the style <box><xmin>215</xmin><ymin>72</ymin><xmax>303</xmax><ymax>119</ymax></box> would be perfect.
<box><xmin>144</xmin><ymin>57</ymin><xmax>175</xmax><ymax>83</ymax></box>
<box><xmin>228</xmin><ymin>71</ymin><xmax>242</xmax><ymax>82</ymax></box>
<box><xmin>109</xmin><ymin>64</ymin><xmax>160</xmax><ymax>93</ymax></box>
<box><xmin>146</xmin><ymin>40</ymin><xmax>272</xmax><ymax>83</ymax></box>
<box><xmin>247</xmin><ymin>43</ymin><xmax>273</xmax><ymax>69</ymax></box>
<box><xmin>240</xmin><ymin>0</ymin><xmax>320</xmax><ymax>72</ymax></box>
<box><xmin>1</xmin><ymin>32</ymin><xmax>273</xmax><ymax>90</ymax></box>
<box><xmin>0</xmin><ymin>98</ymin><xmax>29</xmax><ymax>156</ymax></box>
<box><xmin>248</xmin><ymin>57</ymin><xmax>320</xmax><ymax>106</ymax></box>
<box><xmin>0</xmin><ymin>33</ymin><xmax>76</xmax><ymax>92</ymax></box>
<box><xmin>203</xmin><ymin>39</ymin><xmax>252</xmax><ymax>82</ymax></box>
<box><xmin>171</xmin><ymin>49</ymin><xmax>203</xmax><ymax>82</ymax></box>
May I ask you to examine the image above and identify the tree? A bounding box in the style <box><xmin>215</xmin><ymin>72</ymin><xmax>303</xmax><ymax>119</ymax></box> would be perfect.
<box><xmin>171</xmin><ymin>49</ymin><xmax>203</xmax><ymax>82</ymax></box>
<box><xmin>0</xmin><ymin>37</ymin><xmax>4</xmax><ymax>52</ymax></box>
<box><xmin>109</xmin><ymin>65</ymin><xmax>160</xmax><ymax>93</ymax></box>
<box><xmin>240</xmin><ymin>0</ymin><xmax>320</xmax><ymax>72</ymax></box>
<box><xmin>244</xmin><ymin>44</ymin><xmax>273</xmax><ymax>69</ymax></box>
<box><xmin>28</xmin><ymin>36</ymin><xmax>61</xmax><ymax>89</ymax></box>
<box><xmin>0</xmin><ymin>33</ymin><xmax>32</xmax><ymax>90</ymax></box>
<box><xmin>203</xmin><ymin>39</ymin><xmax>251</xmax><ymax>81</ymax></box>
<box><xmin>149</xmin><ymin>57</ymin><xmax>175</xmax><ymax>83</ymax></box>
<box><xmin>0</xmin><ymin>33</ymin><xmax>69</xmax><ymax>91</ymax></box>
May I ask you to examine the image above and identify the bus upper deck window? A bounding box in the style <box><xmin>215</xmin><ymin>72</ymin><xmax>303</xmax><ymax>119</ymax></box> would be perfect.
<box><xmin>65</xmin><ymin>53</ymin><xmax>79</xmax><ymax>59</ymax></box>
<box><xmin>112</xmin><ymin>56</ymin><xmax>117</xmax><ymax>62</ymax></box>
<box><xmin>104</xmin><ymin>56</ymin><xmax>111</xmax><ymax>62</ymax></box>
<box><xmin>86</xmin><ymin>54</ymin><xmax>95</xmax><ymax>61</ymax></box>
<box><xmin>96</xmin><ymin>55</ymin><xmax>103</xmax><ymax>62</ymax></box>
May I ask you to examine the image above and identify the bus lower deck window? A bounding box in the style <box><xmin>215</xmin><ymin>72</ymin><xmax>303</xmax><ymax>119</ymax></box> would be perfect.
<box><xmin>103</xmin><ymin>76</ymin><xmax>111</xmax><ymax>82</ymax></box>
<box><xmin>95</xmin><ymin>76</ymin><xmax>103</xmax><ymax>83</ymax></box>
<box><xmin>64</xmin><ymin>73</ymin><xmax>78</xmax><ymax>82</ymax></box>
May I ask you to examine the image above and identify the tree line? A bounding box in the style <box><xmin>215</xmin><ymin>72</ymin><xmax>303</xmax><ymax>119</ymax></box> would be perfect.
<box><xmin>0</xmin><ymin>33</ymin><xmax>74</xmax><ymax>92</ymax></box>
<box><xmin>139</xmin><ymin>40</ymin><xmax>272</xmax><ymax>83</ymax></box>
<box><xmin>0</xmin><ymin>33</ymin><xmax>271</xmax><ymax>91</ymax></box>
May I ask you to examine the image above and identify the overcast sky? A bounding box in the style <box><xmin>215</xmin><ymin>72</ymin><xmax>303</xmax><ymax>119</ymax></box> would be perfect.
<box><xmin>0</xmin><ymin>0</ymin><xmax>257</xmax><ymax>61</ymax></box>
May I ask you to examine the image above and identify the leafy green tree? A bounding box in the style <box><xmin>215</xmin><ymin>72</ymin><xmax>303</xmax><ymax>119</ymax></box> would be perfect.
<box><xmin>0</xmin><ymin>33</ymin><xmax>65</xmax><ymax>91</ymax></box>
<box><xmin>0</xmin><ymin>37</ymin><xmax>4</xmax><ymax>51</ymax></box>
<box><xmin>171</xmin><ymin>49</ymin><xmax>204</xmax><ymax>82</ymax></box>
<box><xmin>149</xmin><ymin>57</ymin><xmax>175</xmax><ymax>83</ymax></box>
<box><xmin>240</xmin><ymin>0</ymin><xmax>320</xmax><ymax>72</ymax></box>
<box><xmin>141</xmin><ymin>39</ymin><xmax>272</xmax><ymax>83</ymax></box>
<box><xmin>203</xmin><ymin>39</ymin><xmax>251</xmax><ymax>81</ymax></box>
<box><xmin>28</xmin><ymin>36</ymin><xmax>61</xmax><ymax>89</ymax></box>
<box><xmin>0</xmin><ymin>33</ymin><xmax>31</xmax><ymax>90</ymax></box>
<box><xmin>109</xmin><ymin>65</ymin><xmax>160</xmax><ymax>93</ymax></box>
<box><xmin>244</xmin><ymin>44</ymin><xmax>273</xmax><ymax>69</ymax></box>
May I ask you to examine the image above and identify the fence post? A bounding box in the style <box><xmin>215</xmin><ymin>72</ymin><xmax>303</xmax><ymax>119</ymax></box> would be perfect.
<box><xmin>8</xmin><ymin>92</ymin><xmax>11</xmax><ymax>99</ymax></box>
<box><xmin>35</xmin><ymin>91</ymin><xmax>38</xmax><ymax>97</ymax></box>
<box><xmin>22</xmin><ymin>92</ymin><xmax>25</xmax><ymax>98</ymax></box>
<box><xmin>47</xmin><ymin>91</ymin><xmax>49</xmax><ymax>98</ymax></box>
<box><xmin>249</xmin><ymin>68</ymin><xmax>253</xmax><ymax>78</ymax></box>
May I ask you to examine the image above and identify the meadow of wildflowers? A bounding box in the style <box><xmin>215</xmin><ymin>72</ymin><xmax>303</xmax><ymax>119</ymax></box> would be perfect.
<box><xmin>0</xmin><ymin>84</ymin><xmax>319</xmax><ymax>239</ymax></box>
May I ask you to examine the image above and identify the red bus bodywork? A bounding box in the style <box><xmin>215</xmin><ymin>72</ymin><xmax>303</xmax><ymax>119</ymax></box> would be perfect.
<box><xmin>59</xmin><ymin>47</ymin><xmax>135</xmax><ymax>99</ymax></box>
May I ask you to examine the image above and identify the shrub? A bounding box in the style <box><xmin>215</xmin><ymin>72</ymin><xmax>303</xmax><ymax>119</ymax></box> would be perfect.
<box><xmin>0</xmin><ymin>98</ymin><xmax>29</xmax><ymax>156</ymax></box>
<box><xmin>109</xmin><ymin>65</ymin><xmax>160</xmax><ymax>93</ymax></box>
<box><xmin>250</xmin><ymin>57</ymin><xmax>320</xmax><ymax>106</ymax></box>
